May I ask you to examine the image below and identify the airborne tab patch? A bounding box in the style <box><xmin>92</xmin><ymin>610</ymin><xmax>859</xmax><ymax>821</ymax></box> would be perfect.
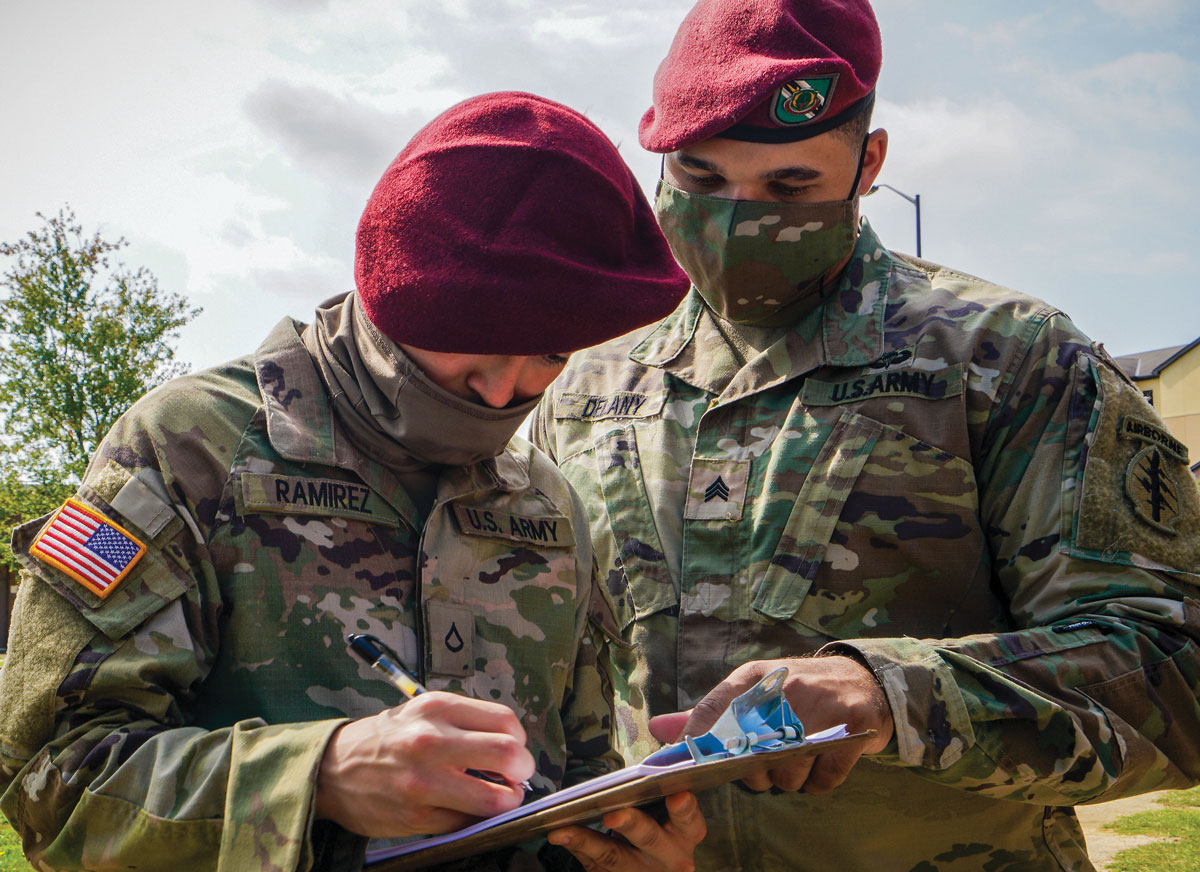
<box><xmin>31</xmin><ymin>499</ymin><xmax>147</xmax><ymax>599</ymax></box>
<box><xmin>452</xmin><ymin>504</ymin><xmax>570</xmax><ymax>547</ymax></box>
<box><xmin>1119</xmin><ymin>415</ymin><xmax>1189</xmax><ymax>463</ymax></box>
<box><xmin>801</xmin><ymin>364</ymin><xmax>964</xmax><ymax>406</ymax></box>
<box><xmin>240</xmin><ymin>474</ymin><xmax>396</xmax><ymax>525</ymax></box>
<box><xmin>555</xmin><ymin>390</ymin><xmax>665</xmax><ymax>422</ymax></box>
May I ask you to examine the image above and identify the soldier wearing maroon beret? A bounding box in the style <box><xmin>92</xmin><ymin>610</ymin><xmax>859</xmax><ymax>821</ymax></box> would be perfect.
<box><xmin>0</xmin><ymin>92</ymin><xmax>706</xmax><ymax>872</ymax></box>
<box><xmin>533</xmin><ymin>2</ymin><xmax>1200</xmax><ymax>870</ymax></box>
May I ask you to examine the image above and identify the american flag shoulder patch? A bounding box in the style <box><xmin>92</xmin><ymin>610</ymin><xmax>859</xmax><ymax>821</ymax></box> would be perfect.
<box><xmin>30</xmin><ymin>498</ymin><xmax>148</xmax><ymax>599</ymax></box>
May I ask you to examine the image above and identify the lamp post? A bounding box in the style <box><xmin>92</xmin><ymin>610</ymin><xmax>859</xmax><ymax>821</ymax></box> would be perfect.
<box><xmin>867</xmin><ymin>183</ymin><xmax>921</xmax><ymax>258</ymax></box>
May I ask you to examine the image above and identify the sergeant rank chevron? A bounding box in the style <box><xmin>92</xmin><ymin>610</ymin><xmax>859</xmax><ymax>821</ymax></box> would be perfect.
<box><xmin>704</xmin><ymin>476</ymin><xmax>731</xmax><ymax>503</ymax></box>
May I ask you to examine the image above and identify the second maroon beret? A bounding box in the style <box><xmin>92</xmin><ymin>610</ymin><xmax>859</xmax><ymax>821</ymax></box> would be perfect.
<box><xmin>639</xmin><ymin>0</ymin><xmax>882</xmax><ymax>152</ymax></box>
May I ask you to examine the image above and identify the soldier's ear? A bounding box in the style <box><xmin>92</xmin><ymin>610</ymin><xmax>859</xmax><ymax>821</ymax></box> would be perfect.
<box><xmin>857</xmin><ymin>129</ymin><xmax>889</xmax><ymax>196</ymax></box>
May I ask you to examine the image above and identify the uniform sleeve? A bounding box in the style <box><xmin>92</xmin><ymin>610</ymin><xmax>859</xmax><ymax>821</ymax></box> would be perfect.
<box><xmin>829</xmin><ymin>315</ymin><xmax>1200</xmax><ymax>805</ymax></box>
<box><xmin>0</xmin><ymin>396</ymin><xmax>352</xmax><ymax>871</ymax></box>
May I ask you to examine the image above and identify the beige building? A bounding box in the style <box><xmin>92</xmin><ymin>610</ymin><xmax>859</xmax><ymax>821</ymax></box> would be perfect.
<box><xmin>1113</xmin><ymin>338</ymin><xmax>1200</xmax><ymax>480</ymax></box>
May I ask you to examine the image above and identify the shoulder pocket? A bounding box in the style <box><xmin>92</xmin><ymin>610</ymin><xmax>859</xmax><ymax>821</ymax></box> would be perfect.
<box><xmin>14</xmin><ymin>499</ymin><xmax>191</xmax><ymax>642</ymax></box>
<box><xmin>1068</xmin><ymin>358</ymin><xmax>1200</xmax><ymax>580</ymax></box>
<box><xmin>0</xmin><ymin>571</ymin><xmax>100</xmax><ymax>763</ymax></box>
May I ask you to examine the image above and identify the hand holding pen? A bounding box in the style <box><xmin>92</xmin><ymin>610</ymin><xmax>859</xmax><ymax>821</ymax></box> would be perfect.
<box><xmin>315</xmin><ymin>634</ymin><xmax>536</xmax><ymax>838</ymax></box>
<box><xmin>347</xmin><ymin>633</ymin><xmax>533</xmax><ymax>792</ymax></box>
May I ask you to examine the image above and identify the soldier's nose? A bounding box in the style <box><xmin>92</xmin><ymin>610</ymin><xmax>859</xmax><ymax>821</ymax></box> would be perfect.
<box><xmin>467</xmin><ymin>359</ymin><xmax>524</xmax><ymax>408</ymax></box>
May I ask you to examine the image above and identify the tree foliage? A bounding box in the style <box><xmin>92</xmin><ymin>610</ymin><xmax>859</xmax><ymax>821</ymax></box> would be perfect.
<box><xmin>0</xmin><ymin>207</ymin><xmax>200</xmax><ymax>571</ymax></box>
<box><xmin>0</xmin><ymin>471</ymin><xmax>72</xmax><ymax>573</ymax></box>
<box><xmin>0</xmin><ymin>207</ymin><xmax>201</xmax><ymax>481</ymax></box>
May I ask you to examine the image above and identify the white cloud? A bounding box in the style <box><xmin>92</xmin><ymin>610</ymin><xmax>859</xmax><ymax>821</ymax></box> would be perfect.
<box><xmin>1063</xmin><ymin>51</ymin><xmax>1199</xmax><ymax>133</ymax></box>
<box><xmin>243</xmin><ymin>80</ymin><xmax>419</xmax><ymax>182</ymax></box>
<box><xmin>875</xmin><ymin>95</ymin><xmax>1075</xmax><ymax>183</ymax></box>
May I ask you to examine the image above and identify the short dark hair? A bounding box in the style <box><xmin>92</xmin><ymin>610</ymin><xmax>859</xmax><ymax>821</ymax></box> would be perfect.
<box><xmin>830</xmin><ymin>98</ymin><xmax>873</xmax><ymax>145</ymax></box>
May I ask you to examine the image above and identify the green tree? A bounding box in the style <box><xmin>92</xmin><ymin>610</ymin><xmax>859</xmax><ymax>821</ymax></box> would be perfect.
<box><xmin>0</xmin><ymin>471</ymin><xmax>71</xmax><ymax>573</ymax></box>
<box><xmin>0</xmin><ymin>207</ymin><xmax>201</xmax><ymax>478</ymax></box>
<box><xmin>0</xmin><ymin>207</ymin><xmax>200</xmax><ymax>569</ymax></box>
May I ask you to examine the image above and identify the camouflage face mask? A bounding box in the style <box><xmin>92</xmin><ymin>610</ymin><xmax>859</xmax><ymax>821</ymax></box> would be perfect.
<box><xmin>653</xmin><ymin>179</ymin><xmax>858</xmax><ymax>325</ymax></box>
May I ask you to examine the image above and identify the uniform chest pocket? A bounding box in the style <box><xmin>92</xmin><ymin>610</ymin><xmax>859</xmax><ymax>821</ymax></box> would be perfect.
<box><xmin>230</xmin><ymin>473</ymin><xmax>408</xmax><ymax>589</ymax></box>
<box><xmin>753</xmin><ymin>411</ymin><xmax>987</xmax><ymax>639</ymax></box>
<box><xmin>224</xmin><ymin>474</ymin><xmax>416</xmax><ymax>660</ymax></box>
<box><xmin>593</xmin><ymin>425</ymin><xmax>675</xmax><ymax>630</ymax></box>
<box><xmin>423</xmin><ymin>510</ymin><xmax>580</xmax><ymax>711</ymax></box>
<box><xmin>752</xmin><ymin>411</ymin><xmax>884</xmax><ymax>620</ymax></box>
<box><xmin>218</xmin><ymin>509</ymin><xmax>417</xmax><ymax>655</ymax></box>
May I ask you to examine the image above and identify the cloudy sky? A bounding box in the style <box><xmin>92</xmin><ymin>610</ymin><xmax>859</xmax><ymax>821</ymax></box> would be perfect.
<box><xmin>2</xmin><ymin>0</ymin><xmax>1197</xmax><ymax>373</ymax></box>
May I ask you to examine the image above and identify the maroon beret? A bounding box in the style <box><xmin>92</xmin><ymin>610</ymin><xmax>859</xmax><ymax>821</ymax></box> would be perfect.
<box><xmin>639</xmin><ymin>0</ymin><xmax>882</xmax><ymax>152</ymax></box>
<box><xmin>356</xmin><ymin>91</ymin><xmax>689</xmax><ymax>355</ymax></box>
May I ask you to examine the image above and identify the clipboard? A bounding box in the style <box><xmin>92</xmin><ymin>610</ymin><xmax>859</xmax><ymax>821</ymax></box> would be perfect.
<box><xmin>365</xmin><ymin>728</ymin><xmax>873</xmax><ymax>869</ymax></box>
<box><xmin>365</xmin><ymin>668</ymin><xmax>873</xmax><ymax>870</ymax></box>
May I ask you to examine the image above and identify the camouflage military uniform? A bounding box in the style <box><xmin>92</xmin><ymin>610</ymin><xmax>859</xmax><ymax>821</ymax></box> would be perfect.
<box><xmin>532</xmin><ymin>220</ymin><xmax>1200</xmax><ymax>871</ymax></box>
<box><xmin>0</xmin><ymin>316</ymin><xmax>618</xmax><ymax>871</ymax></box>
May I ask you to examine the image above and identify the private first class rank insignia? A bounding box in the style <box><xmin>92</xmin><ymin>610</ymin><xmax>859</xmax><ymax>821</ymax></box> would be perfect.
<box><xmin>31</xmin><ymin>499</ymin><xmax>147</xmax><ymax>598</ymax></box>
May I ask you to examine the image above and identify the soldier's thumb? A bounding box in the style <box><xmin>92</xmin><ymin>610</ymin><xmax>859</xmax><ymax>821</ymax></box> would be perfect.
<box><xmin>649</xmin><ymin>711</ymin><xmax>691</xmax><ymax>744</ymax></box>
<box><xmin>680</xmin><ymin>680</ymin><xmax>748</xmax><ymax>739</ymax></box>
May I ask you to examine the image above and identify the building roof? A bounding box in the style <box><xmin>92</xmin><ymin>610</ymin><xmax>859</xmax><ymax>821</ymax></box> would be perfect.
<box><xmin>1113</xmin><ymin>337</ymin><xmax>1200</xmax><ymax>380</ymax></box>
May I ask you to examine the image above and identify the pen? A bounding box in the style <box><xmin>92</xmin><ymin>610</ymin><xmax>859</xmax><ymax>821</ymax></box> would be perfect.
<box><xmin>347</xmin><ymin>632</ymin><xmax>427</xmax><ymax>698</ymax></box>
<box><xmin>346</xmin><ymin>633</ymin><xmax>531</xmax><ymax>792</ymax></box>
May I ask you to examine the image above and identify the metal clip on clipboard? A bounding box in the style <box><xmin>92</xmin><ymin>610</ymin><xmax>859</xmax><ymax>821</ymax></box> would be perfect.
<box><xmin>683</xmin><ymin>666</ymin><xmax>806</xmax><ymax>763</ymax></box>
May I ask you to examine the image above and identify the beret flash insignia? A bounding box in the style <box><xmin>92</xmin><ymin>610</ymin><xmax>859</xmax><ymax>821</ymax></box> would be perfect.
<box><xmin>772</xmin><ymin>76</ymin><xmax>838</xmax><ymax>126</ymax></box>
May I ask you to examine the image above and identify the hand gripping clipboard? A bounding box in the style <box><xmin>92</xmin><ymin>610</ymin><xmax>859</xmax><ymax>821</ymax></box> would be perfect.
<box><xmin>365</xmin><ymin>668</ymin><xmax>875</xmax><ymax>870</ymax></box>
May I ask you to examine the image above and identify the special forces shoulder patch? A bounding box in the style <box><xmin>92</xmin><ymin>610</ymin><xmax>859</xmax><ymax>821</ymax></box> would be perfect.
<box><xmin>1120</xmin><ymin>416</ymin><xmax>1188</xmax><ymax>536</ymax></box>
<box><xmin>1125</xmin><ymin>444</ymin><xmax>1182</xmax><ymax>534</ymax></box>
<box><xmin>30</xmin><ymin>499</ymin><xmax>147</xmax><ymax>599</ymax></box>
<box><xmin>1070</xmin><ymin>362</ymin><xmax>1199</xmax><ymax>578</ymax></box>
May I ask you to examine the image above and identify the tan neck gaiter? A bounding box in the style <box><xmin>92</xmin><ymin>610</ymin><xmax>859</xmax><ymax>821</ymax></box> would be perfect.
<box><xmin>303</xmin><ymin>292</ymin><xmax>537</xmax><ymax>472</ymax></box>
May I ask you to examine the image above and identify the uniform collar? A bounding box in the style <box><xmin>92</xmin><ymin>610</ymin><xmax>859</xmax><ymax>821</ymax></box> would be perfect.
<box><xmin>254</xmin><ymin>317</ymin><xmax>339</xmax><ymax>465</ymax></box>
<box><xmin>252</xmin><ymin>318</ymin><xmax>531</xmax><ymax>520</ymax></box>
<box><xmin>630</xmin><ymin>219</ymin><xmax>892</xmax><ymax>394</ymax></box>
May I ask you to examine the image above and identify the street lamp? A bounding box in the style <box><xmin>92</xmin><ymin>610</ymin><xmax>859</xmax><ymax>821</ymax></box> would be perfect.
<box><xmin>867</xmin><ymin>183</ymin><xmax>921</xmax><ymax>258</ymax></box>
